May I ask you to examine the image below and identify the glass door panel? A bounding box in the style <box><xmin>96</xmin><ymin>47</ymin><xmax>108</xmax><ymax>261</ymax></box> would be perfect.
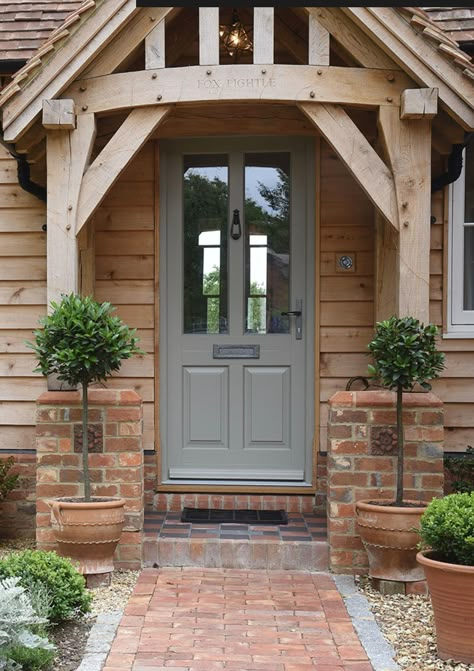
<box><xmin>183</xmin><ymin>155</ymin><xmax>228</xmax><ymax>334</ymax></box>
<box><xmin>244</xmin><ymin>153</ymin><xmax>290</xmax><ymax>334</ymax></box>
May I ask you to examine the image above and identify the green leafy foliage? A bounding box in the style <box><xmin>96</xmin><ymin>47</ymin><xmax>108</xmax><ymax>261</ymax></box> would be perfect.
<box><xmin>27</xmin><ymin>293</ymin><xmax>143</xmax><ymax>500</ymax></box>
<box><xmin>0</xmin><ymin>458</ymin><xmax>19</xmax><ymax>502</ymax></box>
<box><xmin>27</xmin><ymin>294</ymin><xmax>142</xmax><ymax>388</ymax></box>
<box><xmin>419</xmin><ymin>492</ymin><xmax>474</xmax><ymax>566</ymax></box>
<box><xmin>7</xmin><ymin>643</ymin><xmax>55</xmax><ymax>671</ymax></box>
<box><xmin>367</xmin><ymin>316</ymin><xmax>445</xmax><ymax>392</ymax></box>
<box><xmin>0</xmin><ymin>551</ymin><xmax>91</xmax><ymax>623</ymax></box>
<box><xmin>367</xmin><ymin>316</ymin><xmax>445</xmax><ymax>505</ymax></box>
<box><xmin>444</xmin><ymin>447</ymin><xmax>474</xmax><ymax>493</ymax></box>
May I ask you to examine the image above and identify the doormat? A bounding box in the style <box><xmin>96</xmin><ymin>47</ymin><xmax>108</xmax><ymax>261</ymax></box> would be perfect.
<box><xmin>181</xmin><ymin>507</ymin><xmax>288</xmax><ymax>525</ymax></box>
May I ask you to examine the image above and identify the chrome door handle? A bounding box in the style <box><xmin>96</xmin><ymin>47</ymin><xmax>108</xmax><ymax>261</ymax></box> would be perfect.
<box><xmin>282</xmin><ymin>299</ymin><xmax>303</xmax><ymax>339</ymax></box>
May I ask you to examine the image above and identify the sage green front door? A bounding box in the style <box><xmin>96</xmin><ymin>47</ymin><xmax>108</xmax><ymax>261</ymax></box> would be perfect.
<box><xmin>160</xmin><ymin>137</ymin><xmax>314</xmax><ymax>483</ymax></box>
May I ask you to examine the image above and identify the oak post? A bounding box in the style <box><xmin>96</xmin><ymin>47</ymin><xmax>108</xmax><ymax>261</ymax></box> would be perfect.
<box><xmin>377</xmin><ymin>107</ymin><xmax>432</xmax><ymax>322</ymax></box>
<box><xmin>45</xmin><ymin>111</ymin><xmax>96</xmax><ymax>307</ymax></box>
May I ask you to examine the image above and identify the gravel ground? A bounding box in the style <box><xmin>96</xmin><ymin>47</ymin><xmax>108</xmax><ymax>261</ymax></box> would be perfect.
<box><xmin>357</xmin><ymin>576</ymin><xmax>474</xmax><ymax>671</ymax></box>
<box><xmin>0</xmin><ymin>538</ymin><xmax>138</xmax><ymax>671</ymax></box>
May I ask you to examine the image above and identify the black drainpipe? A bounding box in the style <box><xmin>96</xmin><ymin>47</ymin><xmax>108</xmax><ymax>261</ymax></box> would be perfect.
<box><xmin>432</xmin><ymin>133</ymin><xmax>473</xmax><ymax>193</ymax></box>
<box><xmin>0</xmin><ymin>131</ymin><xmax>46</xmax><ymax>203</ymax></box>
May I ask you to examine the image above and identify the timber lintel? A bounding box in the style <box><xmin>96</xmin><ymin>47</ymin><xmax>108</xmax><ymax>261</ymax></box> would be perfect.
<box><xmin>299</xmin><ymin>101</ymin><xmax>399</xmax><ymax>231</ymax></box>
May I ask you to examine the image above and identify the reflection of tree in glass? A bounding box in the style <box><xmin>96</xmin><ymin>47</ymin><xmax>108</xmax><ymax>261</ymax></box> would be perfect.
<box><xmin>245</xmin><ymin>167</ymin><xmax>290</xmax><ymax>333</ymax></box>
<box><xmin>183</xmin><ymin>167</ymin><xmax>289</xmax><ymax>333</ymax></box>
<box><xmin>183</xmin><ymin>171</ymin><xmax>228</xmax><ymax>333</ymax></box>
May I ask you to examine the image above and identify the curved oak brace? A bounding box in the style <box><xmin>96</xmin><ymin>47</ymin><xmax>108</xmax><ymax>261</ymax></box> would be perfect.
<box><xmin>299</xmin><ymin>101</ymin><xmax>399</xmax><ymax>231</ymax></box>
<box><xmin>68</xmin><ymin>65</ymin><xmax>412</xmax><ymax>116</ymax></box>
<box><xmin>75</xmin><ymin>104</ymin><xmax>172</xmax><ymax>235</ymax></box>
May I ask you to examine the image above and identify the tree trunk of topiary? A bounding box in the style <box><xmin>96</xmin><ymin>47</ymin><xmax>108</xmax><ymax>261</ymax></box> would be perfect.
<box><xmin>82</xmin><ymin>383</ymin><xmax>91</xmax><ymax>502</ymax></box>
<box><xmin>396</xmin><ymin>384</ymin><xmax>404</xmax><ymax>506</ymax></box>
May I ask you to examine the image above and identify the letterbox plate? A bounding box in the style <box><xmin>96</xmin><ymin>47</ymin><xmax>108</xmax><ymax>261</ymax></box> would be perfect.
<box><xmin>213</xmin><ymin>344</ymin><xmax>260</xmax><ymax>359</ymax></box>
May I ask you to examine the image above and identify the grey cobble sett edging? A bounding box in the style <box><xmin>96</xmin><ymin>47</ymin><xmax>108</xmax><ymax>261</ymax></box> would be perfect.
<box><xmin>74</xmin><ymin>612</ymin><xmax>122</xmax><ymax>671</ymax></box>
<box><xmin>333</xmin><ymin>574</ymin><xmax>401</xmax><ymax>671</ymax></box>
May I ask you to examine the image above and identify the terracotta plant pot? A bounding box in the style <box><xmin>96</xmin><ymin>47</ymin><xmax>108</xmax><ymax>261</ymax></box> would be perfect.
<box><xmin>355</xmin><ymin>499</ymin><xmax>427</xmax><ymax>582</ymax></box>
<box><xmin>417</xmin><ymin>551</ymin><xmax>474</xmax><ymax>664</ymax></box>
<box><xmin>48</xmin><ymin>498</ymin><xmax>126</xmax><ymax>575</ymax></box>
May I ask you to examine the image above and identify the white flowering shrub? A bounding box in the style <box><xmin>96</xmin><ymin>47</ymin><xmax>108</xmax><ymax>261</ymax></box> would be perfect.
<box><xmin>0</xmin><ymin>577</ymin><xmax>54</xmax><ymax>670</ymax></box>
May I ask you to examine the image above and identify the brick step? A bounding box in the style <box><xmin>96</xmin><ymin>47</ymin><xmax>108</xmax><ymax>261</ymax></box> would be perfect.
<box><xmin>143</xmin><ymin>537</ymin><xmax>329</xmax><ymax>570</ymax></box>
<box><xmin>143</xmin><ymin>509</ymin><xmax>328</xmax><ymax>570</ymax></box>
<box><xmin>152</xmin><ymin>493</ymin><xmax>317</xmax><ymax>513</ymax></box>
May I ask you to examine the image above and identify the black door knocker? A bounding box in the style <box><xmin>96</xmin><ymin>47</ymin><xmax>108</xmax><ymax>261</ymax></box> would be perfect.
<box><xmin>231</xmin><ymin>208</ymin><xmax>241</xmax><ymax>240</ymax></box>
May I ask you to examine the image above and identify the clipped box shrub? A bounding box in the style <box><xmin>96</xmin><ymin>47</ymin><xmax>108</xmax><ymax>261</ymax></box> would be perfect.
<box><xmin>419</xmin><ymin>492</ymin><xmax>474</xmax><ymax>566</ymax></box>
<box><xmin>0</xmin><ymin>550</ymin><xmax>91</xmax><ymax>623</ymax></box>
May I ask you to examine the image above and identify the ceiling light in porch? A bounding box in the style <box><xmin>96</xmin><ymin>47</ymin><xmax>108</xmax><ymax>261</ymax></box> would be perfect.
<box><xmin>219</xmin><ymin>9</ymin><xmax>253</xmax><ymax>61</ymax></box>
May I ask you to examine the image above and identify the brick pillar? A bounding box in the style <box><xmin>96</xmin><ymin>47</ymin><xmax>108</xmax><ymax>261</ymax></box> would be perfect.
<box><xmin>36</xmin><ymin>389</ymin><xmax>143</xmax><ymax>570</ymax></box>
<box><xmin>327</xmin><ymin>390</ymin><xmax>444</xmax><ymax>574</ymax></box>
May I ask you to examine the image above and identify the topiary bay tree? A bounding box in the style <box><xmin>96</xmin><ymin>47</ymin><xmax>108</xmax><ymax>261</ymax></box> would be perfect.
<box><xmin>29</xmin><ymin>293</ymin><xmax>142</xmax><ymax>502</ymax></box>
<box><xmin>367</xmin><ymin>316</ymin><xmax>445</xmax><ymax>506</ymax></box>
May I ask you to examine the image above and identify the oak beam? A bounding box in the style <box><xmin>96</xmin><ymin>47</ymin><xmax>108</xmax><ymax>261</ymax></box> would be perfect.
<box><xmin>199</xmin><ymin>8</ymin><xmax>219</xmax><ymax>66</ymax></box>
<box><xmin>254</xmin><ymin>8</ymin><xmax>274</xmax><ymax>64</ymax></box>
<box><xmin>308</xmin><ymin>15</ymin><xmax>330</xmax><ymax>66</ymax></box>
<box><xmin>306</xmin><ymin>7</ymin><xmax>397</xmax><ymax>69</ymax></box>
<box><xmin>69</xmin><ymin>65</ymin><xmax>412</xmax><ymax>115</ymax></box>
<box><xmin>78</xmin><ymin>219</ymin><xmax>95</xmax><ymax>297</ymax></box>
<box><xmin>375</xmin><ymin>212</ymin><xmax>398</xmax><ymax>320</ymax></box>
<box><xmin>145</xmin><ymin>18</ymin><xmax>165</xmax><ymax>70</ymax></box>
<box><xmin>377</xmin><ymin>106</ymin><xmax>432</xmax><ymax>322</ymax></box>
<box><xmin>76</xmin><ymin>105</ymin><xmax>171</xmax><ymax>235</ymax></box>
<box><xmin>299</xmin><ymin>102</ymin><xmax>398</xmax><ymax>230</ymax></box>
<box><xmin>84</xmin><ymin>8</ymin><xmax>173</xmax><ymax>78</ymax></box>
<box><xmin>343</xmin><ymin>7</ymin><xmax>474</xmax><ymax>130</ymax></box>
<box><xmin>46</xmin><ymin>114</ymin><xmax>96</xmax><ymax>306</ymax></box>
<box><xmin>401</xmin><ymin>87</ymin><xmax>438</xmax><ymax>120</ymax></box>
<box><xmin>3</xmin><ymin>0</ymin><xmax>137</xmax><ymax>141</ymax></box>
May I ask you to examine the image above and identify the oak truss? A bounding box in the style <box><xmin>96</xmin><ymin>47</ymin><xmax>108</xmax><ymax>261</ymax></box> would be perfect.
<box><xmin>26</xmin><ymin>6</ymin><xmax>453</xmax><ymax>322</ymax></box>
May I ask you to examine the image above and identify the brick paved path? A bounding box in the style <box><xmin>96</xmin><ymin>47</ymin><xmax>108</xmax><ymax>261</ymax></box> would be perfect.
<box><xmin>103</xmin><ymin>568</ymin><xmax>373</xmax><ymax>671</ymax></box>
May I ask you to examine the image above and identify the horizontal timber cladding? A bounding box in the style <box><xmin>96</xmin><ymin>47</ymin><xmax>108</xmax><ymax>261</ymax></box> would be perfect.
<box><xmin>318</xmin><ymin>139</ymin><xmax>473</xmax><ymax>454</ymax></box>
<box><xmin>0</xmin><ymin>146</ymin><xmax>47</xmax><ymax>456</ymax></box>
<box><xmin>92</xmin><ymin>142</ymin><xmax>155</xmax><ymax>452</ymax></box>
<box><xmin>0</xmin><ymin>112</ymin><xmax>472</xmax><ymax>479</ymax></box>
<box><xmin>318</xmin><ymin>140</ymin><xmax>375</xmax><ymax>452</ymax></box>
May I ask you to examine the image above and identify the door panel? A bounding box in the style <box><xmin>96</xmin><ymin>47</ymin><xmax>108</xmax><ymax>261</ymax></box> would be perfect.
<box><xmin>161</xmin><ymin>137</ymin><xmax>313</xmax><ymax>483</ymax></box>
<box><xmin>183</xmin><ymin>366</ymin><xmax>228</xmax><ymax>446</ymax></box>
<box><xmin>244</xmin><ymin>366</ymin><xmax>289</xmax><ymax>445</ymax></box>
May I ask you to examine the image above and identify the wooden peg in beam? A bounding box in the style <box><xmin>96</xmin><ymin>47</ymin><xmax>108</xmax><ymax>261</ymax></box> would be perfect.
<box><xmin>400</xmin><ymin>88</ymin><xmax>438</xmax><ymax>120</ymax></box>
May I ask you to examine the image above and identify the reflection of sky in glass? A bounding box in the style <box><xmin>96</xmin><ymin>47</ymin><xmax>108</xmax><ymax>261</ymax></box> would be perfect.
<box><xmin>190</xmin><ymin>167</ymin><xmax>279</xmax><ymax>211</ymax></box>
<box><xmin>246</xmin><ymin>167</ymin><xmax>280</xmax><ymax>213</ymax></box>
